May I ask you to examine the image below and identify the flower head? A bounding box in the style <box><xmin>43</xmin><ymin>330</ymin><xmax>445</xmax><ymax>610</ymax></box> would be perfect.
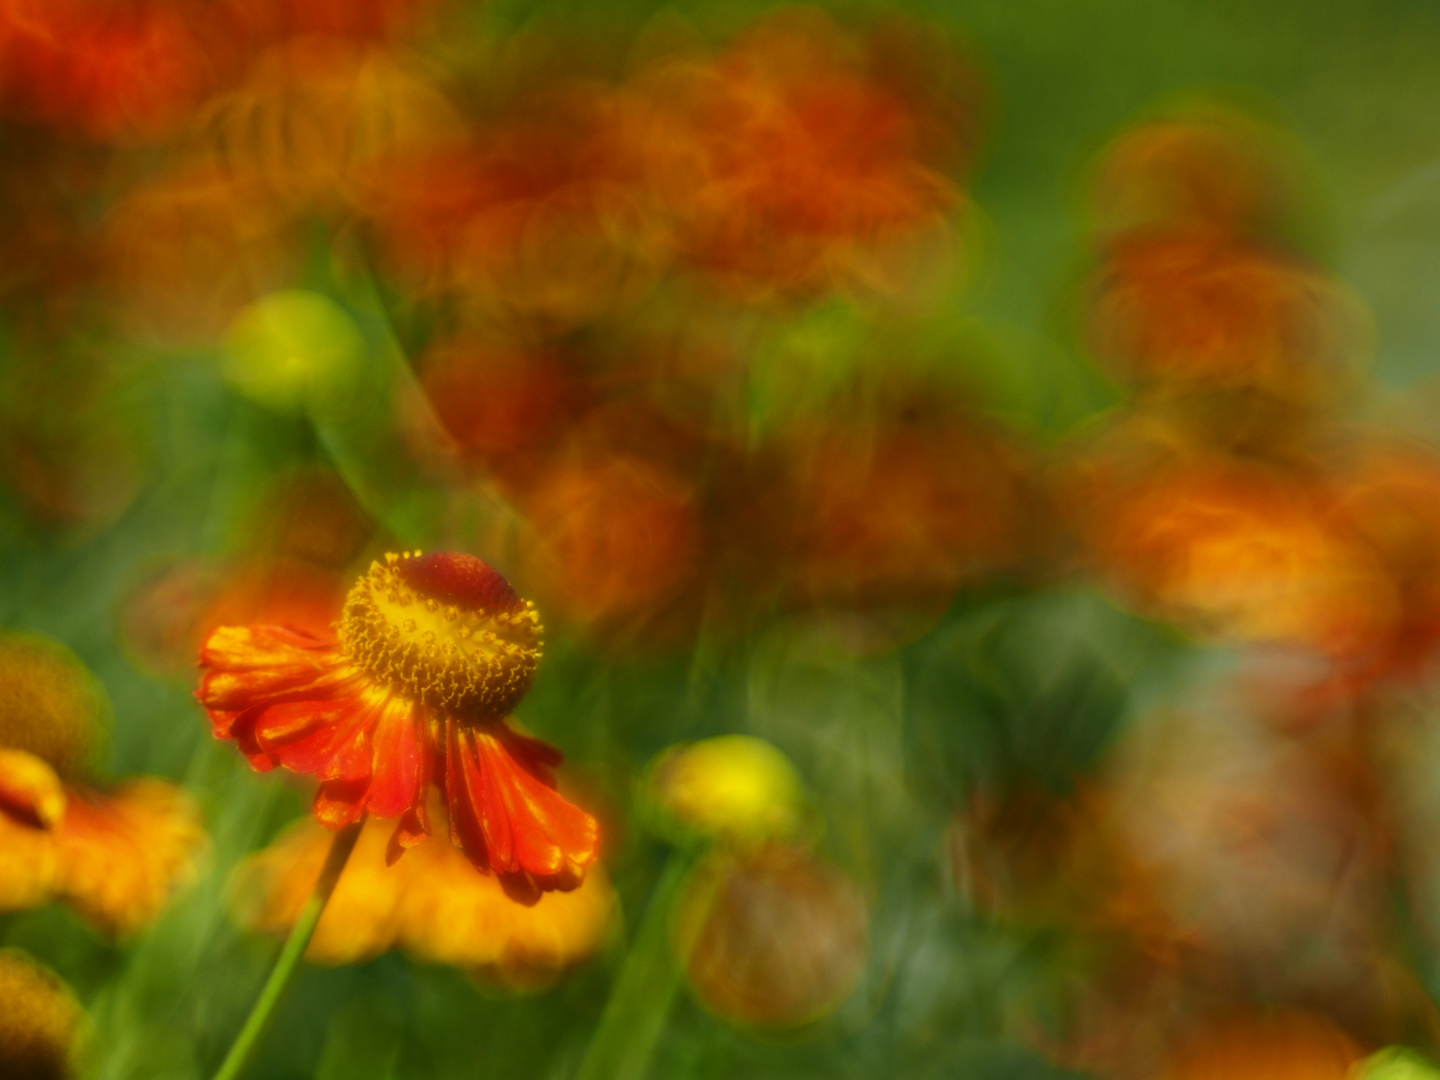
<box><xmin>0</xmin><ymin>949</ymin><xmax>83</xmax><ymax>1080</ymax></box>
<box><xmin>0</xmin><ymin>631</ymin><xmax>204</xmax><ymax>935</ymax></box>
<box><xmin>197</xmin><ymin>550</ymin><xmax>599</xmax><ymax>901</ymax></box>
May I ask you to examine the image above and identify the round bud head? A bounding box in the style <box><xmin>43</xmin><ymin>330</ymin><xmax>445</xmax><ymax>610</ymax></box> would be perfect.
<box><xmin>338</xmin><ymin>552</ymin><xmax>543</xmax><ymax>719</ymax></box>
<box><xmin>0</xmin><ymin>949</ymin><xmax>83</xmax><ymax>1080</ymax></box>
<box><xmin>0</xmin><ymin>633</ymin><xmax>109</xmax><ymax>780</ymax></box>
<box><xmin>647</xmin><ymin>735</ymin><xmax>806</xmax><ymax>846</ymax></box>
<box><xmin>221</xmin><ymin>290</ymin><xmax>368</xmax><ymax>419</ymax></box>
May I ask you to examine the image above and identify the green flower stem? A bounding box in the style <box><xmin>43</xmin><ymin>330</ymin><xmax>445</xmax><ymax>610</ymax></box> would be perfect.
<box><xmin>211</xmin><ymin>819</ymin><xmax>364</xmax><ymax>1080</ymax></box>
<box><xmin>576</xmin><ymin>845</ymin><xmax>706</xmax><ymax>1080</ymax></box>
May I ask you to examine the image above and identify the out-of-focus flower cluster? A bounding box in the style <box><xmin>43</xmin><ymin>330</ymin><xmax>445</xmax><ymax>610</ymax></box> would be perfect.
<box><xmin>951</xmin><ymin>105</ymin><xmax>1440</xmax><ymax>1079</ymax></box>
<box><xmin>10</xmin><ymin>4</ymin><xmax>1440</xmax><ymax>1078</ymax></box>
<box><xmin>1070</xmin><ymin>106</ymin><xmax>1440</xmax><ymax>697</ymax></box>
<box><xmin>0</xmin><ymin>2</ymin><xmax>1022</xmax><ymax>659</ymax></box>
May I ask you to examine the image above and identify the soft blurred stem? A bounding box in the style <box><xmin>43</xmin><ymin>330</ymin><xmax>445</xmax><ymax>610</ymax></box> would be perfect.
<box><xmin>576</xmin><ymin>845</ymin><xmax>709</xmax><ymax>1080</ymax></box>
<box><xmin>211</xmin><ymin>819</ymin><xmax>364</xmax><ymax>1080</ymax></box>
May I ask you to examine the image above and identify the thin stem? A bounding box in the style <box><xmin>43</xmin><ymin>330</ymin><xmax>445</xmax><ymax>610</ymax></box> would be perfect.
<box><xmin>211</xmin><ymin>819</ymin><xmax>364</xmax><ymax>1080</ymax></box>
<box><xmin>575</xmin><ymin>845</ymin><xmax>707</xmax><ymax>1080</ymax></box>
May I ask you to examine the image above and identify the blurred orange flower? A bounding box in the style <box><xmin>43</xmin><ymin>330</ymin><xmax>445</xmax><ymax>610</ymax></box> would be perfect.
<box><xmin>101</xmin><ymin>161</ymin><xmax>301</xmax><ymax>346</ymax></box>
<box><xmin>777</xmin><ymin>420</ymin><xmax>1033</xmax><ymax>610</ymax></box>
<box><xmin>1328</xmin><ymin>441</ymin><xmax>1440</xmax><ymax>683</ymax></box>
<box><xmin>196</xmin><ymin>551</ymin><xmax>599</xmax><ymax>901</ymax></box>
<box><xmin>1088</xmin><ymin>108</ymin><xmax>1305</xmax><ymax>242</ymax></box>
<box><xmin>45</xmin><ymin>778</ymin><xmax>206</xmax><ymax>936</ymax></box>
<box><xmin>232</xmin><ymin>810</ymin><xmax>616</xmax><ymax>988</ymax></box>
<box><xmin>1162</xmin><ymin>1011</ymin><xmax>1361</xmax><ymax>1080</ymax></box>
<box><xmin>1087</xmin><ymin>232</ymin><xmax>1365</xmax><ymax>402</ymax></box>
<box><xmin>0</xmin><ymin>0</ymin><xmax>219</xmax><ymax>141</ymax></box>
<box><xmin>1072</xmin><ymin>433</ymin><xmax>1395</xmax><ymax>663</ymax></box>
<box><xmin>198</xmin><ymin>37</ymin><xmax>465</xmax><ymax>215</ymax></box>
<box><xmin>629</xmin><ymin>9</ymin><xmax>968</xmax><ymax>300</ymax></box>
<box><xmin>521</xmin><ymin>452</ymin><xmax>703</xmax><ymax>632</ymax></box>
<box><xmin>418</xmin><ymin>336</ymin><xmax>587</xmax><ymax>494</ymax></box>
<box><xmin>372</xmin><ymin>95</ymin><xmax>658</xmax><ymax>327</ymax></box>
<box><xmin>674</xmin><ymin>843</ymin><xmax>868</xmax><ymax>1028</ymax></box>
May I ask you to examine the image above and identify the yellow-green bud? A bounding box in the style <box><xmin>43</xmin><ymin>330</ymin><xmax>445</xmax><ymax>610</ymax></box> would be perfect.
<box><xmin>221</xmin><ymin>290</ymin><xmax>368</xmax><ymax>420</ymax></box>
<box><xmin>645</xmin><ymin>735</ymin><xmax>806</xmax><ymax>846</ymax></box>
<box><xmin>1355</xmin><ymin>1049</ymin><xmax>1440</xmax><ymax>1080</ymax></box>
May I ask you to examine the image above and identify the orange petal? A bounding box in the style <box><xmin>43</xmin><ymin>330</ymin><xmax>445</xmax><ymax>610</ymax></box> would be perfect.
<box><xmin>0</xmin><ymin>748</ymin><xmax>67</xmax><ymax>830</ymax></box>
<box><xmin>53</xmin><ymin>779</ymin><xmax>205</xmax><ymax>937</ymax></box>
<box><xmin>445</xmin><ymin>716</ymin><xmax>491</xmax><ymax>872</ymax></box>
<box><xmin>367</xmin><ymin>697</ymin><xmax>426</xmax><ymax>819</ymax></box>
<box><xmin>314</xmin><ymin>777</ymin><xmax>369</xmax><ymax>828</ymax></box>
<box><xmin>473</xmin><ymin>729</ymin><xmax>599</xmax><ymax>881</ymax></box>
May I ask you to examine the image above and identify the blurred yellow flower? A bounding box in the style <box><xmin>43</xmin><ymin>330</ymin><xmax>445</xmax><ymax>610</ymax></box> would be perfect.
<box><xmin>0</xmin><ymin>631</ymin><xmax>206</xmax><ymax>936</ymax></box>
<box><xmin>232</xmin><ymin>810</ymin><xmax>617</xmax><ymax>990</ymax></box>
<box><xmin>50</xmin><ymin>780</ymin><xmax>206</xmax><ymax>937</ymax></box>
<box><xmin>0</xmin><ymin>948</ymin><xmax>84</xmax><ymax>1080</ymax></box>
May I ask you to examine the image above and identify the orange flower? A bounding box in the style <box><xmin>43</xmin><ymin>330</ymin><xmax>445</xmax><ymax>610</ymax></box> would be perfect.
<box><xmin>231</xmin><ymin>811</ymin><xmax>616</xmax><ymax>989</ymax></box>
<box><xmin>776</xmin><ymin>420</ymin><xmax>1033</xmax><ymax>609</ymax></box>
<box><xmin>0</xmin><ymin>751</ymin><xmax>205</xmax><ymax>937</ymax></box>
<box><xmin>196</xmin><ymin>551</ymin><xmax>599</xmax><ymax>900</ymax></box>
<box><xmin>1087</xmin><ymin>231</ymin><xmax>1365</xmax><ymax>402</ymax></box>
<box><xmin>629</xmin><ymin>9</ymin><xmax>968</xmax><ymax>300</ymax></box>
<box><xmin>521</xmin><ymin>452</ymin><xmax>702</xmax><ymax>632</ymax></box>
<box><xmin>0</xmin><ymin>633</ymin><xmax>205</xmax><ymax>935</ymax></box>
<box><xmin>1087</xmin><ymin>107</ymin><xmax>1305</xmax><ymax>242</ymax></box>
<box><xmin>1069</xmin><ymin>422</ymin><xmax>1396</xmax><ymax>662</ymax></box>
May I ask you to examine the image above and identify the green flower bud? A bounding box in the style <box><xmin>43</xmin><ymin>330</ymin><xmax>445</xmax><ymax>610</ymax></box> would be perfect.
<box><xmin>645</xmin><ymin>735</ymin><xmax>806</xmax><ymax>846</ymax></box>
<box><xmin>221</xmin><ymin>290</ymin><xmax>368</xmax><ymax>420</ymax></box>
<box><xmin>1355</xmin><ymin>1048</ymin><xmax>1440</xmax><ymax>1080</ymax></box>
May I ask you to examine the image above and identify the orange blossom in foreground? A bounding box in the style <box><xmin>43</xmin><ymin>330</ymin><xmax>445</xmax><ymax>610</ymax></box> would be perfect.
<box><xmin>197</xmin><ymin>551</ymin><xmax>599</xmax><ymax>900</ymax></box>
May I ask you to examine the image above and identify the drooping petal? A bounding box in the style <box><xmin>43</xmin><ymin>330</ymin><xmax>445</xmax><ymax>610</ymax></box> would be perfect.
<box><xmin>385</xmin><ymin>711</ymin><xmax>436</xmax><ymax>864</ymax></box>
<box><xmin>445</xmin><ymin>717</ymin><xmax>491</xmax><ymax>871</ymax></box>
<box><xmin>475</xmin><ymin>731</ymin><xmax>598</xmax><ymax>879</ymax></box>
<box><xmin>443</xmin><ymin>722</ymin><xmax>598</xmax><ymax>892</ymax></box>
<box><xmin>314</xmin><ymin>777</ymin><xmax>370</xmax><ymax>828</ymax></box>
<box><xmin>463</xmin><ymin>727</ymin><xmax>515</xmax><ymax>872</ymax></box>
<box><xmin>386</xmin><ymin>800</ymin><xmax>432</xmax><ymax>866</ymax></box>
<box><xmin>499</xmin><ymin>726</ymin><xmax>564</xmax><ymax>786</ymax></box>
<box><xmin>367</xmin><ymin>697</ymin><xmax>427</xmax><ymax>819</ymax></box>
<box><xmin>252</xmin><ymin>695</ymin><xmax>375</xmax><ymax>779</ymax></box>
